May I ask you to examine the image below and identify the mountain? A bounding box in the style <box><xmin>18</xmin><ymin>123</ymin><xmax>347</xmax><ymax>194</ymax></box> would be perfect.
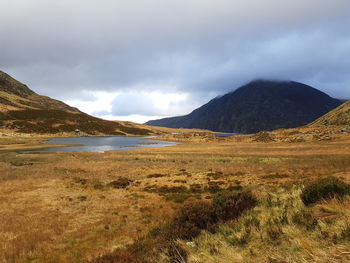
<box><xmin>0</xmin><ymin>70</ymin><xmax>153</xmax><ymax>135</ymax></box>
<box><xmin>147</xmin><ymin>80</ymin><xmax>342</xmax><ymax>133</ymax></box>
<box><xmin>309</xmin><ymin>100</ymin><xmax>350</xmax><ymax>127</ymax></box>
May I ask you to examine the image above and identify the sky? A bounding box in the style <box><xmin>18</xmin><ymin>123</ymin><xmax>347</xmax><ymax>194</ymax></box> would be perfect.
<box><xmin>1</xmin><ymin>0</ymin><xmax>350</xmax><ymax>123</ymax></box>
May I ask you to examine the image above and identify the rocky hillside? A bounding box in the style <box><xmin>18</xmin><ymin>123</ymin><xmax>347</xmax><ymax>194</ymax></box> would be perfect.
<box><xmin>0</xmin><ymin>71</ymin><xmax>153</xmax><ymax>135</ymax></box>
<box><xmin>147</xmin><ymin>80</ymin><xmax>342</xmax><ymax>133</ymax></box>
<box><xmin>309</xmin><ymin>100</ymin><xmax>350</xmax><ymax>127</ymax></box>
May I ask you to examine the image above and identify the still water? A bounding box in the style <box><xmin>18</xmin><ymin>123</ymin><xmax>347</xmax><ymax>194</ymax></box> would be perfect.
<box><xmin>29</xmin><ymin>136</ymin><xmax>178</xmax><ymax>153</ymax></box>
<box><xmin>214</xmin><ymin>133</ymin><xmax>236</xmax><ymax>138</ymax></box>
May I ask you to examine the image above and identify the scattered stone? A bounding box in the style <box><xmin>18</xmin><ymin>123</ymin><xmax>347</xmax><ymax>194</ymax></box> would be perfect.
<box><xmin>252</xmin><ymin>131</ymin><xmax>275</xmax><ymax>142</ymax></box>
<box><xmin>295</xmin><ymin>135</ymin><xmax>308</xmax><ymax>142</ymax></box>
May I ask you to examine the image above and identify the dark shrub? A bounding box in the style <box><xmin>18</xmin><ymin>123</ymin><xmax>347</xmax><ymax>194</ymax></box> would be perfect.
<box><xmin>227</xmin><ymin>228</ymin><xmax>251</xmax><ymax>246</ymax></box>
<box><xmin>213</xmin><ymin>191</ymin><xmax>257</xmax><ymax>222</ymax></box>
<box><xmin>77</xmin><ymin>195</ymin><xmax>87</xmax><ymax>201</ymax></box>
<box><xmin>165</xmin><ymin>242</ymin><xmax>188</xmax><ymax>263</ymax></box>
<box><xmin>144</xmin><ymin>185</ymin><xmax>188</xmax><ymax>194</ymax></box>
<box><xmin>227</xmin><ymin>184</ymin><xmax>243</xmax><ymax>191</ymax></box>
<box><xmin>131</xmin><ymin>238</ymin><xmax>188</xmax><ymax>263</ymax></box>
<box><xmin>173</xmin><ymin>179</ymin><xmax>187</xmax><ymax>183</ymax></box>
<box><xmin>93</xmin><ymin>182</ymin><xmax>105</xmax><ymax>190</ymax></box>
<box><xmin>169</xmin><ymin>199</ymin><xmax>216</xmax><ymax>240</ymax></box>
<box><xmin>108</xmin><ymin>177</ymin><xmax>132</xmax><ymax>189</ymax></box>
<box><xmin>146</xmin><ymin>173</ymin><xmax>167</xmax><ymax>178</ymax></box>
<box><xmin>157</xmin><ymin>185</ymin><xmax>188</xmax><ymax>193</ymax></box>
<box><xmin>266</xmin><ymin>224</ymin><xmax>283</xmax><ymax>244</ymax></box>
<box><xmin>205</xmin><ymin>181</ymin><xmax>223</xmax><ymax>193</ymax></box>
<box><xmin>164</xmin><ymin>193</ymin><xmax>196</xmax><ymax>203</ymax></box>
<box><xmin>189</xmin><ymin>183</ymin><xmax>203</xmax><ymax>193</ymax></box>
<box><xmin>88</xmin><ymin>249</ymin><xmax>141</xmax><ymax>263</ymax></box>
<box><xmin>292</xmin><ymin>209</ymin><xmax>318</xmax><ymax>231</ymax></box>
<box><xmin>74</xmin><ymin>177</ymin><xmax>88</xmax><ymax>185</ymax></box>
<box><xmin>340</xmin><ymin>223</ymin><xmax>350</xmax><ymax>241</ymax></box>
<box><xmin>301</xmin><ymin>176</ymin><xmax>350</xmax><ymax>205</ymax></box>
<box><xmin>207</xmin><ymin>171</ymin><xmax>224</xmax><ymax>179</ymax></box>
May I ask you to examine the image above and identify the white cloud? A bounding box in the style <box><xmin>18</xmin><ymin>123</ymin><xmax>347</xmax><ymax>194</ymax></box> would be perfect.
<box><xmin>63</xmin><ymin>89</ymin><xmax>196</xmax><ymax>123</ymax></box>
<box><xmin>111</xmin><ymin>90</ymin><xmax>191</xmax><ymax>117</ymax></box>
<box><xmin>64</xmin><ymin>91</ymin><xmax>119</xmax><ymax>115</ymax></box>
<box><xmin>97</xmin><ymin>114</ymin><xmax>165</xmax><ymax>124</ymax></box>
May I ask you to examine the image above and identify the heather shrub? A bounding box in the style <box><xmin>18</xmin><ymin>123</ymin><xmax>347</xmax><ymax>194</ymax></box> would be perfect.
<box><xmin>301</xmin><ymin>176</ymin><xmax>350</xmax><ymax>205</ymax></box>
<box><xmin>88</xmin><ymin>249</ymin><xmax>141</xmax><ymax>263</ymax></box>
<box><xmin>146</xmin><ymin>173</ymin><xmax>167</xmax><ymax>178</ymax></box>
<box><xmin>108</xmin><ymin>177</ymin><xmax>132</xmax><ymax>189</ymax></box>
<box><xmin>266</xmin><ymin>224</ymin><xmax>283</xmax><ymax>244</ymax></box>
<box><xmin>168</xmin><ymin>199</ymin><xmax>216</xmax><ymax>240</ymax></box>
<box><xmin>213</xmin><ymin>191</ymin><xmax>257</xmax><ymax>222</ymax></box>
<box><xmin>164</xmin><ymin>193</ymin><xmax>198</xmax><ymax>203</ymax></box>
<box><xmin>292</xmin><ymin>208</ymin><xmax>318</xmax><ymax>231</ymax></box>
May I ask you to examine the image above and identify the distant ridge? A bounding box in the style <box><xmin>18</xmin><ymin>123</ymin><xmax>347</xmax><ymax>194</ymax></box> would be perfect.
<box><xmin>0</xmin><ymin>70</ymin><xmax>153</xmax><ymax>135</ymax></box>
<box><xmin>147</xmin><ymin>80</ymin><xmax>342</xmax><ymax>133</ymax></box>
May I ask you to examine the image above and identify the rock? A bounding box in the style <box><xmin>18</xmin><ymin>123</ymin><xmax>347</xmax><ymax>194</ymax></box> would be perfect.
<box><xmin>296</xmin><ymin>135</ymin><xmax>308</xmax><ymax>142</ymax></box>
<box><xmin>340</xmin><ymin>127</ymin><xmax>349</xmax><ymax>133</ymax></box>
<box><xmin>336</xmin><ymin>127</ymin><xmax>349</xmax><ymax>134</ymax></box>
<box><xmin>186</xmin><ymin>241</ymin><xmax>196</xmax><ymax>247</ymax></box>
<box><xmin>73</xmin><ymin>129</ymin><xmax>89</xmax><ymax>137</ymax></box>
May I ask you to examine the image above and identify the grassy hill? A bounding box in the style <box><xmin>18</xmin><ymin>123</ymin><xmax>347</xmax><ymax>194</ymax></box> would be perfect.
<box><xmin>309</xmin><ymin>100</ymin><xmax>350</xmax><ymax>127</ymax></box>
<box><xmin>0</xmin><ymin>71</ymin><xmax>154</xmax><ymax>136</ymax></box>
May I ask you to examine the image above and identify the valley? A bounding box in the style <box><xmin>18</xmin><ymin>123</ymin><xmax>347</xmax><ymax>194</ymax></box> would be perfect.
<box><xmin>0</xmin><ymin>130</ymin><xmax>350</xmax><ymax>262</ymax></box>
<box><xmin>2</xmin><ymin>1</ymin><xmax>350</xmax><ymax>262</ymax></box>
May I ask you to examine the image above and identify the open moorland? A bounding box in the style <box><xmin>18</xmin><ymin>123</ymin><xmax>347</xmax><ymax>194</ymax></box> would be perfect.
<box><xmin>1</xmin><ymin>130</ymin><xmax>350</xmax><ymax>263</ymax></box>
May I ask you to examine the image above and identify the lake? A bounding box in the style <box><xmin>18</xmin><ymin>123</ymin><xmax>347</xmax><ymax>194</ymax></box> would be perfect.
<box><xmin>28</xmin><ymin>136</ymin><xmax>178</xmax><ymax>153</ymax></box>
<box><xmin>215</xmin><ymin>133</ymin><xmax>236</xmax><ymax>138</ymax></box>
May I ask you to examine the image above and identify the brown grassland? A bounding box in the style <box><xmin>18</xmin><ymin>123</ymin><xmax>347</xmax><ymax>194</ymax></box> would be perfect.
<box><xmin>0</xmin><ymin>131</ymin><xmax>350</xmax><ymax>263</ymax></box>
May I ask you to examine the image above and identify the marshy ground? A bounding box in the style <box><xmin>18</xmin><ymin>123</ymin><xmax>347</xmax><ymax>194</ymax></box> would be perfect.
<box><xmin>0</xmin><ymin>133</ymin><xmax>350</xmax><ymax>262</ymax></box>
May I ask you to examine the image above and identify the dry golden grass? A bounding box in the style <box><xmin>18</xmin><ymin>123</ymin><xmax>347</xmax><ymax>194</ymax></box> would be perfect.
<box><xmin>0</xmin><ymin>133</ymin><xmax>350</xmax><ymax>262</ymax></box>
<box><xmin>186</xmin><ymin>189</ymin><xmax>350</xmax><ymax>263</ymax></box>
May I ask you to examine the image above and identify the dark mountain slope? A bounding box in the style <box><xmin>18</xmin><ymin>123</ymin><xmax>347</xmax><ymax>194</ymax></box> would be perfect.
<box><xmin>0</xmin><ymin>70</ymin><xmax>153</xmax><ymax>135</ymax></box>
<box><xmin>147</xmin><ymin>80</ymin><xmax>342</xmax><ymax>133</ymax></box>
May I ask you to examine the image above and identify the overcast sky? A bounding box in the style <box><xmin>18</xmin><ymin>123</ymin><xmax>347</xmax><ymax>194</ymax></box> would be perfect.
<box><xmin>1</xmin><ymin>0</ymin><xmax>350</xmax><ymax>123</ymax></box>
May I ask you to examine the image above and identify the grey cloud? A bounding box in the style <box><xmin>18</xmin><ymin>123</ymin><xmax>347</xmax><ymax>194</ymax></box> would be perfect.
<box><xmin>1</xmin><ymin>0</ymin><xmax>350</xmax><ymax>117</ymax></box>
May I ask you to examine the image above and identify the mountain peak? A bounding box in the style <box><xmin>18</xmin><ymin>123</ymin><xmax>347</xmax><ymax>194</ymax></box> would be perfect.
<box><xmin>249</xmin><ymin>79</ymin><xmax>292</xmax><ymax>84</ymax></box>
<box><xmin>147</xmin><ymin>80</ymin><xmax>342</xmax><ymax>133</ymax></box>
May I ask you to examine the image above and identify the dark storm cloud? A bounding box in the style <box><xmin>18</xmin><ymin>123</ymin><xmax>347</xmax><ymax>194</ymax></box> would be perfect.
<box><xmin>1</xmin><ymin>0</ymin><xmax>350</xmax><ymax>119</ymax></box>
